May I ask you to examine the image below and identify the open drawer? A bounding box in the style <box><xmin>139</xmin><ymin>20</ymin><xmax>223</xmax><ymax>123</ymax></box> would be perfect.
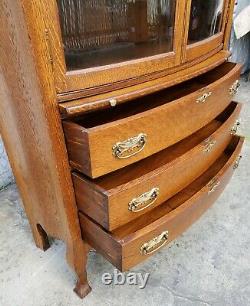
<box><xmin>64</xmin><ymin>62</ymin><xmax>241</xmax><ymax>178</ymax></box>
<box><xmin>79</xmin><ymin>135</ymin><xmax>244</xmax><ymax>271</ymax></box>
<box><xmin>74</xmin><ymin>102</ymin><xmax>242</xmax><ymax>230</ymax></box>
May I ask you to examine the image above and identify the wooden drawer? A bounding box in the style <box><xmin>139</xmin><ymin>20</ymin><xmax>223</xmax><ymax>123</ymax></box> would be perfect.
<box><xmin>64</xmin><ymin>62</ymin><xmax>241</xmax><ymax>178</ymax></box>
<box><xmin>79</xmin><ymin>136</ymin><xmax>244</xmax><ymax>271</ymax></box>
<box><xmin>73</xmin><ymin>102</ymin><xmax>242</xmax><ymax>230</ymax></box>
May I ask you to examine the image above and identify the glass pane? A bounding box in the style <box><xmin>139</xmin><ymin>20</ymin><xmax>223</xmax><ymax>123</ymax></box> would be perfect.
<box><xmin>57</xmin><ymin>0</ymin><xmax>176</xmax><ymax>71</ymax></box>
<box><xmin>188</xmin><ymin>0</ymin><xmax>224</xmax><ymax>44</ymax></box>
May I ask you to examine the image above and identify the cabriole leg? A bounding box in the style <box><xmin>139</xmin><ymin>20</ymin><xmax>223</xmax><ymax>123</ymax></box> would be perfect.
<box><xmin>66</xmin><ymin>239</ymin><xmax>91</xmax><ymax>299</ymax></box>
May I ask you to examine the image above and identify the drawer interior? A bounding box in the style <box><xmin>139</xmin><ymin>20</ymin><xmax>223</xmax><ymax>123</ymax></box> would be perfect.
<box><xmin>69</xmin><ymin>62</ymin><xmax>237</xmax><ymax>129</ymax></box>
<box><xmin>111</xmin><ymin>135</ymin><xmax>242</xmax><ymax>238</ymax></box>
<box><xmin>85</xmin><ymin>102</ymin><xmax>238</xmax><ymax>190</ymax></box>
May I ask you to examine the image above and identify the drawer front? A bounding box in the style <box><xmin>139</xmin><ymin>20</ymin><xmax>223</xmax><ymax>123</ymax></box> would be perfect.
<box><xmin>74</xmin><ymin>102</ymin><xmax>242</xmax><ymax>231</ymax></box>
<box><xmin>64</xmin><ymin>63</ymin><xmax>241</xmax><ymax>178</ymax></box>
<box><xmin>79</xmin><ymin>136</ymin><xmax>244</xmax><ymax>271</ymax></box>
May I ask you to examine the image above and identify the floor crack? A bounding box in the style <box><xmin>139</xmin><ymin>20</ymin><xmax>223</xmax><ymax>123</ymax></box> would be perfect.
<box><xmin>161</xmin><ymin>283</ymin><xmax>212</xmax><ymax>305</ymax></box>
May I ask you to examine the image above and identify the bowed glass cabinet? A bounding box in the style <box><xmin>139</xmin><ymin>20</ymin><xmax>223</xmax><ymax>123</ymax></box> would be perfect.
<box><xmin>0</xmin><ymin>0</ymin><xmax>243</xmax><ymax>300</ymax></box>
<box><xmin>45</xmin><ymin>0</ymin><xmax>231</xmax><ymax>95</ymax></box>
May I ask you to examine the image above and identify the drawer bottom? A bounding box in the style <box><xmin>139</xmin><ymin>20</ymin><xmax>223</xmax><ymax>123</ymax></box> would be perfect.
<box><xmin>79</xmin><ymin>136</ymin><xmax>244</xmax><ymax>271</ymax></box>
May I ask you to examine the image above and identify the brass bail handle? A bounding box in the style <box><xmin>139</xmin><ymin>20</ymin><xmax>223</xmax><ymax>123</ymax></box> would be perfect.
<box><xmin>231</xmin><ymin>120</ymin><xmax>240</xmax><ymax>135</ymax></box>
<box><xmin>208</xmin><ymin>178</ymin><xmax>220</xmax><ymax>194</ymax></box>
<box><xmin>229</xmin><ymin>80</ymin><xmax>240</xmax><ymax>96</ymax></box>
<box><xmin>196</xmin><ymin>91</ymin><xmax>212</xmax><ymax>103</ymax></box>
<box><xmin>140</xmin><ymin>231</ymin><xmax>169</xmax><ymax>255</ymax></box>
<box><xmin>203</xmin><ymin>137</ymin><xmax>216</xmax><ymax>153</ymax></box>
<box><xmin>112</xmin><ymin>133</ymin><xmax>147</xmax><ymax>159</ymax></box>
<box><xmin>128</xmin><ymin>188</ymin><xmax>160</xmax><ymax>212</ymax></box>
<box><xmin>233</xmin><ymin>155</ymin><xmax>242</xmax><ymax>169</ymax></box>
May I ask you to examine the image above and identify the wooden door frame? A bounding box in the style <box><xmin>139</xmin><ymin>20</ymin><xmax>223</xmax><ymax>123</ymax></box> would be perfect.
<box><xmin>43</xmin><ymin>0</ymin><xmax>187</xmax><ymax>94</ymax></box>
<box><xmin>182</xmin><ymin>0</ymin><xmax>231</xmax><ymax>62</ymax></box>
<box><xmin>38</xmin><ymin>0</ymin><xmax>234</xmax><ymax>99</ymax></box>
<box><xmin>0</xmin><ymin>0</ymin><xmax>91</xmax><ymax>297</ymax></box>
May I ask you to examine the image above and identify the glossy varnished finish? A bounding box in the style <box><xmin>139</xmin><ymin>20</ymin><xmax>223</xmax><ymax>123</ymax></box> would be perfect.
<box><xmin>43</xmin><ymin>0</ymin><xmax>186</xmax><ymax>92</ymax></box>
<box><xmin>57</xmin><ymin>0</ymin><xmax>177</xmax><ymax>70</ymax></box>
<box><xmin>79</xmin><ymin>136</ymin><xmax>244</xmax><ymax>271</ymax></box>
<box><xmin>34</xmin><ymin>0</ymin><xmax>234</xmax><ymax>96</ymax></box>
<box><xmin>185</xmin><ymin>0</ymin><xmax>230</xmax><ymax>62</ymax></box>
<box><xmin>73</xmin><ymin>102</ymin><xmax>242</xmax><ymax>230</ymax></box>
<box><xmin>64</xmin><ymin>63</ymin><xmax>241</xmax><ymax>178</ymax></box>
<box><xmin>223</xmin><ymin>0</ymin><xmax>235</xmax><ymax>50</ymax></box>
<box><xmin>0</xmin><ymin>0</ymin><xmax>240</xmax><ymax>300</ymax></box>
<box><xmin>59</xmin><ymin>50</ymin><xmax>230</xmax><ymax>115</ymax></box>
<box><xmin>0</xmin><ymin>0</ymin><xmax>91</xmax><ymax>298</ymax></box>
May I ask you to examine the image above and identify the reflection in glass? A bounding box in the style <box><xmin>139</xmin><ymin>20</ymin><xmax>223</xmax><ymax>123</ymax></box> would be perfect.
<box><xmin>57</xmin><ymin>0</ymin><xmax>176</xmax><ymax>71</ymax></box>
<box><xmin>188</xmin><ymin>0</ymin><xmax>224</xmax><ymax>44</ymax></box>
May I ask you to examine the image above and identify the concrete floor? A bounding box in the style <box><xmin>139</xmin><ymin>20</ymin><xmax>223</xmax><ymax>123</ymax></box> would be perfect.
<box><xmin>0</xmin><ymin>81</ymin><xmax>250</xmax><ymax>306</ymax></box>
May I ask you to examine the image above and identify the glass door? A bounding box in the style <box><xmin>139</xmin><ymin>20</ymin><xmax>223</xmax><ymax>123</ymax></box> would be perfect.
<box><xmin>57</xmin><ymin>0</ymin><xmax>176</xmax><ymax>71</ymax></box>
<box><xmin>185</xmin><ymin>0</ymin><xmax>228</xmax><ymax>62</ymax></box>
<box><xmin>53</xmin><ymin>0</ymin><xmax>185</xmax><ymax>92</ymax></box>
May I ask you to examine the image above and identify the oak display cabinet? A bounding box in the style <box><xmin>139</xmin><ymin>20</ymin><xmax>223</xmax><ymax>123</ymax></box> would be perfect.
<box><xmin>0</xmin><ymin>0</ymin><xmax>245</xmax><ymax>299</ymax></box>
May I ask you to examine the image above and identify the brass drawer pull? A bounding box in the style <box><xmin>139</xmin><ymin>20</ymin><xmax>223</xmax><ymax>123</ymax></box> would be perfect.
<box><xmin>203</xmin><ymin>137</ymin><xmax>216</xmax><ymax>153</ymax></box>
<box><xmin>196</xmin><ymin>92</ymin><xmax>212</xmax><ymax>103</ymax></box>
<box><xmin>231</xmin><ymin>120</ymin><xmax>240</xmax><ymax>135</ymax></box>
<box><xmin>233</xmin><ymin>155</ymin><xmax>242</xmax><ymax>169</ymax></box>
<box><xmin>112</xmin><ymin>133</ymin><xmax>147</xmax><ymax>159</ymax></box>
<box><xmin>140</xmin><ymin>231</ymin><xmax>169</xmax><ymax>255</ymax></box>
<box><xmin>229</xmin><ymin>80</ymin><xmax>240</xmax><ymax>96</ymax></box>
<box><xmin>128</xmin><ymin>188</ymin><xmax>160</xmax><ymax>212</ymax></box>
<box><xmin>208</xmin><ymin>178</ymin><xmax>220</xmax><ymax>194</ymax></box>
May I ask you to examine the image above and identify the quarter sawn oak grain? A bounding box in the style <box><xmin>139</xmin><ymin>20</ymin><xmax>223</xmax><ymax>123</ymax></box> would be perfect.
<box><xmin>79</xmin><ymin>136</ymin><xmax>244</xmax><ymax>271</ymax></box>
<box><xmin>0</xmin><ymin>0</ymin><xmax>240</xmax><ymax>300</ymax></box>
<box><xmin>73</xmin><ymin>102</ymin><xmax>242</xmax><ymax>230</ymax></box>
<box><xmin>64</xmin><ymin>62</ymin><xmax>241</xmax><ymax>178</ymax></box>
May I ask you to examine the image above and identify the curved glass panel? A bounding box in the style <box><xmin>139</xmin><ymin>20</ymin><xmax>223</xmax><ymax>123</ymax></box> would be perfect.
<box><xmin>188</xmin><ymin>0</ymin><xmax>225</xmax><ymax>44</ymax></box>
<box><xmin>57</xmin><ymin>0</ymin><xmax>176</xmax><ymax>71</ymax></box>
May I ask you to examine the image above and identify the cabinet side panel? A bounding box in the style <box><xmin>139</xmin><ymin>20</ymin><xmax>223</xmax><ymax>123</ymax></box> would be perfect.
<box><xmin>0</xmin><ymin>0</ymin><xmax>81</xmax><ymax>246</ymax></box>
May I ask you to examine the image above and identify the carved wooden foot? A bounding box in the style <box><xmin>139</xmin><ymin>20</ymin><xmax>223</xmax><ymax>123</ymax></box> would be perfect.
<box><xmin>32</xmin><ymin>223</ymin><xmax>50</xmax><ymax>251</ymax></box>
<box><xmin>67</xmin><ymin>239</ymin><xmax>91</xmax><ymax>299</ymax></box>
<box><xmin>74</xmin><ymin>278</ymin><xmax>92</xmax><ymax>298</ymax></box>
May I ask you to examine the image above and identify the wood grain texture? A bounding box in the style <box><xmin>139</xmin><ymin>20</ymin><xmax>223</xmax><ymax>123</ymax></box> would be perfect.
<box><xmin>63</xmin><ymin>62</ymin><xmax>241</xmax><ymax>178</ymax></box>
<box><xmin>0</xmin><ymin>0</ymin><xmax>91</xmax><ymax>298</ymax></box>
<box><xmin>185</xmin><ymin>0</ymin><xmax>231</xmax><ymax>62</ymax></box>
<box><xmin>0</xmin><ymin>0</ymin><xmax>237</xmax><ymax>299</ymax></box>
<box><xmin>73</xmin><ymin>102</ymin><xmax>242</xmax><ymax>230</ymax></box>
<box><xmin>73</xmin><ymin>176</ymin><xmax>109</xmax><ymax>229</ymax></box>
<box><xmin>79</xmin><ymin>136</ymin><xmax>244</xmax><ymax>271</ymax></box>
<box><xmin>49</xmin><ymin>0</ymin><xmax>185</xmax><ymax>92</ymax></box>
<box><xmin>59</xmin><ymin>50</ymin><xmax>231</xmax><ymax>116</ymax></box>
<box><xmin>47</xmin><ymin>0</ymin><xmax>234</xmax><ymax>95</ymax></box>
<box><xmin>223</xmin><ymin>0</ymin><xmax>235</xmax><ymax>50</ymax></box>
<box><xmin>63</xmin><ymin>121</ymin><xmax>92</xmax><ymax>176</ymax></box>
<box><xmin>186</xmin><ymin>35</ymin><xmax>223</xmax><ymax>62</ymax></box>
